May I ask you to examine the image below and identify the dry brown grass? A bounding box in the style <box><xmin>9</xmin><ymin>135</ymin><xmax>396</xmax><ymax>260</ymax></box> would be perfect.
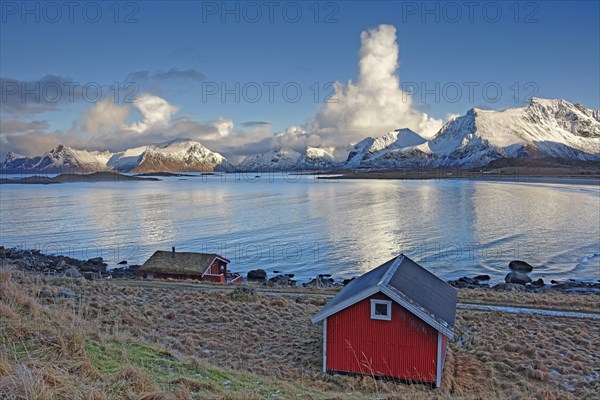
<box><xmin>3</xmin><ymin>268</ymin><xmax>599</xmax><ymax>399</ymax></box>
<box><xmin>458</xmin><ymin>287</ymin><xmax>600</xmax><ymax>313</ymax></box>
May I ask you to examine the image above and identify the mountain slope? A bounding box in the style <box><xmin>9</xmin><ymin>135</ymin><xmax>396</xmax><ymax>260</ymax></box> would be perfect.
<box><xmin>238</xmin><ymin>145</ymin><xmax>353</xmax><ymax>171</ymax></box>
<box><xmin>1</xmin><ymin>139</ymin><xmax>232</xmax><ymax>173</ymax></box>
<box><xmin>359</xmin><ymin>98</ymin><xmax>600</xmax><ymax>168</ymax></box>
<box><xmin>2</xmin><ymin>98</ymin><xmax>598</xmax><ymax>172</ymax></box>
<box><xmin>346</xmin><ymin>128</ymin><xmax>427</xmax><ymax>167</ymax></box>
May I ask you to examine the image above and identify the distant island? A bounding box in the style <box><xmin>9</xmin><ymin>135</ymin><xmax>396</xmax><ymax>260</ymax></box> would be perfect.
<box><xmin>0</xmin><ymin>172</ymin><xmax>160</xmax><ymax>185</ymax></box>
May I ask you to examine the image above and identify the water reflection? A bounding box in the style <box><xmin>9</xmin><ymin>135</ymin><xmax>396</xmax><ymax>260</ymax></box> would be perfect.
<box><xmin>0</xmin><ymin>176</ymin><xmax>598</xmax><ymax>282</ymax></box>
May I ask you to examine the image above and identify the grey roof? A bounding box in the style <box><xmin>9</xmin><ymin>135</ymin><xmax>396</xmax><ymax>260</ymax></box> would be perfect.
<box><xmin>311</xmin><ymin>255</ymin><xmax>457</xmax><ymax>338</ymax></box>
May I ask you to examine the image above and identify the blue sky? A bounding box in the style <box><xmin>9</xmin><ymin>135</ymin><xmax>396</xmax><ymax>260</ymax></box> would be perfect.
<box><xmin>1</xmin><ymin>1</ymin><xmax>599</xmax><ymax>157</ymax></box>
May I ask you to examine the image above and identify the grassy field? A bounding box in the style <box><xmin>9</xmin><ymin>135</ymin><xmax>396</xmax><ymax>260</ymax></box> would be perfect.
<box><xmin>1</xmin><ymin>268</ymin><xmax>599</xmax><ymax>399</ymax></box>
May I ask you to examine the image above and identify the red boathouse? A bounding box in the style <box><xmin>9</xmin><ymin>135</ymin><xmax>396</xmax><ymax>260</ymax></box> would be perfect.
<box><xmin>311</xmin><ymin>255</ymin><xmax>457</xmax><ymax>388</ymax></box>
<box><xmin>137</xmin><ymin>248</ymin><xmax>242</xmax><ymax>284</ymax></box>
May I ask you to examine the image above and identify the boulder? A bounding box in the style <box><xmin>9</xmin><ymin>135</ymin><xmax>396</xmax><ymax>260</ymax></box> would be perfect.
<box><xmin>342</xmin><ymin>277</ymin><xmax>356</xmax><ymax>286</ymax></box>
<box><xmin>303</xmin><ymin>274</ymin><xmax>337</xmax><ymax>288</ymax></box>
<box><xmin>87</xmin><ymin>257</ymin><xmax>104</xmax><ymax>264</ymax></box>
<box><xmin>83</xmin><ymin>271</ymin><xmax>99</xmax><ymax>281</ymax></box>
<box><xmin>79</xmin><ymin>262</ymin><xmax>107</xmax><ymax>273</ymax></box>
<box><xmin>509</xmin><ymin>260</ymin><xmax>533</xmax><ymax>273</ymax></box>
<box><xmin>247</xmin><ymin>269</ymin><xmax>267</xmax><ymax>281</ymax></box>
<box><xmin>505</xmin><ymin>271</ymin><xmax>532</xmax><ymax>285</ymax></box>
<box><xmin>117</xmin><ymin>260</ymin><xmax>128</xmax><ymax>265</ymax></box>
<box><xmin>448</xmin><ymin>276</ymin><xmax>490</xmax><ymax>289</ymax></box>
<box><xmin>493</xmin><ymin>282</ymin><xmax>526</xmax><ymax>291</ymax></box>
<box><xmin>64</xmin><ymin>266</ymin><xmax>83</xmax><ymax>278</ymax></box>
<box><xmin>269</xmin><ymin>274</ymin><xmax>297</xmax><ymax>286</ymax></box>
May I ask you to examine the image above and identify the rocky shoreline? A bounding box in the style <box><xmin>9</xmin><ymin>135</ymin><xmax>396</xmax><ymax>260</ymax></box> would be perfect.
<box><xmin>1</xmin><ymin>247</ymin><xmax>598</xmax><ymax>294</ymax></box>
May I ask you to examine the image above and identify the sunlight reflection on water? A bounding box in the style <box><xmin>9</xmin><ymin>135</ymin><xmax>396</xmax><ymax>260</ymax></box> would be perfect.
<box><xmin>1</xmin><ymin>176</ymin><xmax>598</xmax><ymax>282</ymax></box>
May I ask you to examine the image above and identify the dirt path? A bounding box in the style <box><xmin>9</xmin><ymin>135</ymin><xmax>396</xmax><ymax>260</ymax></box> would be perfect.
<box><xmin>457</xmin><ymin>302</ymin><xmax>600</xmax><ymax>320</ymax></box>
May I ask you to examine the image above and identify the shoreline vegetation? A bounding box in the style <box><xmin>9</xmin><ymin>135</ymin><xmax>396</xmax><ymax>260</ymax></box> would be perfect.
<box><xmin>1</xmin><ymin>251</ymin><xmax>599</xmax><ymax>399</ymax></box>
<box><xmin>2</xmin><ymin>247</ymin><xmax>599</xmax><ymax>295</ymax></box>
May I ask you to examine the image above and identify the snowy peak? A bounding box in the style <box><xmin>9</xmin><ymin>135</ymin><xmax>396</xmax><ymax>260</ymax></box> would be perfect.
<box><xmin>238</xmin><ymin>148</ymin><xmax>303</xmax><ymax>171</ymax></box>
<box><xmin>405</xmin><ymin>98</ymin><xmax>600</xmax><ymax>167</ymax></box>
<box><xmin>133</xmin><ymin>139</ymin><xmax>231</xmax><ymax>172</ymax></box>
<box><xmin>239</xmin><ymin>145</ymin><xmax>353</xmax><ymax>171</ymax></box>
<box><xmin>369</xmin><ymin>128</ymin><xmax>426</xmax><ymax>152</ymax></box>
<box><xmin>346</xmin><ymin>128</ymin><xmax>427</xmax><ymax>167</ymax></box>
<box><xmin>1</xmin><ymin>139</ymin><xmax>231</xmax><ymax>173</ymax></box>
<box><xmin>4</xmin><ymin>152</ymin><xmax>25</xmax><ymax>162</ymax></box>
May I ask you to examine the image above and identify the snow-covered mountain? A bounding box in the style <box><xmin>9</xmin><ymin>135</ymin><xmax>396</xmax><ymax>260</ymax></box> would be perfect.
<box><xmin>238</xmin><ymin>129</ymin><xmax>426</xmax><ymax>171</ymax></box>
<box><xmin>1</xmin><ymin>139</ymin><xmax>233</xmax><ymax>173</ymax></box>
<box><xmin>345</xmin><ymin>128</ymin><xmax>427</xmax><ymax>167</ymax></box>
<box><xmin>3</xmin><ymin>98</ymin><xmax>598</xmax><ymax>173</ymax></box>
<box><xmin>238</xmin><ymin>99</ymin><xmax>599</xmax><ymax>170</ymax></box>
<box><xmin>382</xmin><ymin>98</ymin><xmax>600</xmax><ymax>168</ymax></box>
<box><xmin>238</xmin><ymin>146</ymin><xmax>352</xmax><ymax>171</ymax></box>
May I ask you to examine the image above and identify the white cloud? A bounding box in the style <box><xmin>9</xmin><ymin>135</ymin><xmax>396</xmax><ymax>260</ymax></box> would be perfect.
<box><xmin>129</xmin><ymin>94</ymin><xmax>179</xmax><ymax>133</ymax></box>
<box><xmin>83</xmin><ymin>100</ymin><xmax>130</xmax><ymax>136</ymax></box>
<box><xmin>275</xmin><ymin>24</ymin><xmax>447</xmax><ymax>149</ymax></box>
<box><xmin>1</xmin><ymin>26</ymin><xmax>459</xmax><ymax>160</ymax></box>
<box><xmin>213</xmin><ymin>117</ymin><xmax>234</xmax><ymax>138</ymax></box>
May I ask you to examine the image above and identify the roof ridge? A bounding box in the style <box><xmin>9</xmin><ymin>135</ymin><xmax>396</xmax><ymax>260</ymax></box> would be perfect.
<box><xmin>378</xmin><ymin>254</ymin><xmax>404</xmax><ymax>287</ymax></box>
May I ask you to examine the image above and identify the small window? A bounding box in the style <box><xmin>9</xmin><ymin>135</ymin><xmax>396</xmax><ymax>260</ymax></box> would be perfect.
<box><xmin>370</xmin><ymin>299</ymin><xmax>392</xmax><ymax>321</ymax></box>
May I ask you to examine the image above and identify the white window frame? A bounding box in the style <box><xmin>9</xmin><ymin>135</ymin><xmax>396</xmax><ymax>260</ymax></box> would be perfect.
<box><xmin>370</xmin><ymin>299</ymin><xmax>392</xmax><ymax>321</ymax></box>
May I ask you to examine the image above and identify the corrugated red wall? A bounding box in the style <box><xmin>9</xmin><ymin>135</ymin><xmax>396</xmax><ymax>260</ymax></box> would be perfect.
<box><xmin>326</xmin><ymin>292</ymin><xmax>438</xmax><ymax>383</ymax></box>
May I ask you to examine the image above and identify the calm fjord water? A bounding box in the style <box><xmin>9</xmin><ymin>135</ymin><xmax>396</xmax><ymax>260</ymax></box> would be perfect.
<box><xmin>1</xmin><ymin>175</ymin><xmax>599</xmax><ymax>283</ymax></box>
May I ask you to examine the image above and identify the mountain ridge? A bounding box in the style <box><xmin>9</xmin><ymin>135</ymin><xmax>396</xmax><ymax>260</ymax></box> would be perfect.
<box><xmin>2</xmin><ymin>98</ymin><xmax>599</xmax><ymax>173</ymax></box>
<box><xmin>1</xmin><ymin>138</ymin><xmax>233</xmax><ymax>173</ymax></box>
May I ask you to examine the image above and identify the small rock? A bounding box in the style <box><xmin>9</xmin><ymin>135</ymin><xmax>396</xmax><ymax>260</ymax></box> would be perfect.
<box><xmin>56</xmin><ymin>290</ymin><xmax>79</xmax><ymax>298</ymax></box>
<box><xmin>531</xmin><ymin>278</ymin><xmax>545</xmax><ymax>287</ymax></box>
<box><xmin>505</xmin><ymin>271</ymin><xmax>532</xmax><ymax>285</ymax></box>
<box><xmin>38</xmin><ymin>290</ymin><xmax>53</xmax><ymax>298</ymax></box>
<box><xmin>509</xmin><ymin>260</ymin><xmax>533</xmax><ymax>273</ymax></box>
<box><xmin>493</xmin><ymin>282</ymin><xmax>526</xmax><ymax>291</ymax></box>
<box><xmin>231</xmin><ymin>286</ymin><xmax>257</xmax><ymax>300</ymax></box>
<box><xmin>83</xmin><ymin>271</ymin><xmax>98</xmax><ymax>281</ymax></box>
<box><xmin>269</xmin><ymin>274</ymin><xmax>297</xmax><ymax>286</ymax></box>
<box><xmin>87</xmin><ymin>257</ymin><xmax>104</xmax><ymax>264</ymax></box>
<box><xmin>117</xmin><ymin>260</ymin><xmax>127</xmax><ymax>265</ymax></box>
<box><xmin>342</xmin><ymin>277</ymin><xmax>356</xmax><ymax>286</ymax></box>
<box><xmin>234</xmin><ymin>286</ymin><xmax>256</xmax><ymax>296</ymax></box>
<box><xmin>473</xmin><ymin>274</ymin><xmax>491</xmax><ymax>281</ymax></box>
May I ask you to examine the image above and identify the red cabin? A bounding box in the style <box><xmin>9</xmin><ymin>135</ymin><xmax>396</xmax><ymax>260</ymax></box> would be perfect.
<box><xmin>137</xmin><ymin>248</ymin><xmax>242</xmax><ymax>284</ymax></box>
<box><xmin>311</xmin><ymin>255</ymin><xmax>457</xmax><ymax>388</ymax></box>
